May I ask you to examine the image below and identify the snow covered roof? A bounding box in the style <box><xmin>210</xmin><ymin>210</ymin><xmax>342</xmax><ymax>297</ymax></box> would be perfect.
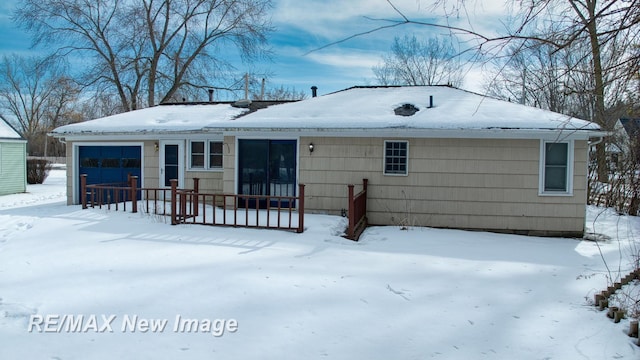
<box><xmin>0</xmin><ymin>117</ymin><xmax>23</xmax><ymax>140</ymax></box>
<box><xmin>219</xmin><ymin>86</ymin><xmax>601</xmax><ymax>136</ymax></box>
<box><xmin>51</xmin><ymin>104</ymin><xmax>249</xmax><ymax>135</ymax></box>
<box><xmin>51</xmin><ymin>86</ymin><xmax>603</xmax><ymax>139</ymax></box>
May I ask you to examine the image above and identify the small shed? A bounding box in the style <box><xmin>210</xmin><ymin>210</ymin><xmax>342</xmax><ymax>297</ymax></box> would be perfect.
<box><xmin>0</xmin><ymin>117</ymin><xmax>27</xmax><ymax>196</ymax></box>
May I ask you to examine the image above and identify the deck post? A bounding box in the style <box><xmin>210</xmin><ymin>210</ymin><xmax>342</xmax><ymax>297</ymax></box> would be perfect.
<box><xmin>297</xmin><ymin>184</ymin><xmax>305</xmax><ymax>233</ymax></box>
<box><xmin>170</xmin><ymin>179</ymin><xmax>178</xmax><ymax>225</ymax></box>
<box><xmin>130</xmin><ymin>176</ymin><xmax>138</xmax><ymax>213</ymax></box>
<box><xmin>347</xmin><ymin>184</ymin><xmax>355</xmax><ymax>238</ymax></box>
<box><xmin>81</xmin><ymin>174</ymin><xmax>87</xmax><ymax>209</ymax></box>
<box><xmin>193</xmin><ymin>177</ymin><xmax>199</xmax><ymax>217</ymax></box>
<box><xmin>362</xmin><ymin>178</ymin><xmax>368</xmax><ymax>222</ymax></box>
<box><xmin>180</xmin><ymin>191</ymin><xmax>187</xmax><ymax>222</ymax></box>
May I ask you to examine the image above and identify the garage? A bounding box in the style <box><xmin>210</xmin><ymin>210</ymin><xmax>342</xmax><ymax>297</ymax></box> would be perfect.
<box><xmin>78</xmin><ymin>145</ymin><xmax>142</xmax><ymax>201</ymax></box>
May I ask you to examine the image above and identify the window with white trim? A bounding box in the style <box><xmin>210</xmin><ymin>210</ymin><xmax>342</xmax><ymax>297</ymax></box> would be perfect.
<box><xmin>209</xmin><ymin>141</ymin><xmax>223</xmax><ymax>168</ymax></box>
<box><xmin>540</xmin><ymin>140</ymin><xmax>573</xmax><ymax>195</ymax></box>
<box><xmin>189</xmin><ymin>140</ymin><xmax>223</xmax><ymax>170</ymax></box>
<box><xmin>384</xmin><ymin>140</ymin><xmax>408</xmax><ymax>175</ymax></box>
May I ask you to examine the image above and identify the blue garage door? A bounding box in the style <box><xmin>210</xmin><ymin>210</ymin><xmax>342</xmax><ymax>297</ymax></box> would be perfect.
<box><xmin>79</xmin><ymin>146</ymin><xmax>142</xmax><ymax>200</ymax></box>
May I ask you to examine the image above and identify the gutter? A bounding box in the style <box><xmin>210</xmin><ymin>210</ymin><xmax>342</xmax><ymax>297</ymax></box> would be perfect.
<box><xmin>220</xmin><ymin>127</ymin><xmax>607</xmax><ymax>140</ymax></box>
<box><xmin>49</xmin><ymin>127</ymin><xmax>608</xmax><ymax>142</ymax></box>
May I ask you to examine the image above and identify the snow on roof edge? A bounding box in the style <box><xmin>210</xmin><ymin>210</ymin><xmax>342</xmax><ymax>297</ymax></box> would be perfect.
<box><xmin>0</xmin><ymin>117</ymin><xmax>24</xmax><ymax>140</ymax></box>
<box><xmin>50</xmin><ymin>86</ymin><xmax>603</xmax><ymax>137</ymax></box>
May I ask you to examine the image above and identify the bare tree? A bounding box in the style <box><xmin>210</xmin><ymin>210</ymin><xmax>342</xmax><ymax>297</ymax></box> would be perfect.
<box><xmin>373</xmin><ymin>35</ymin><xmax>464</xmax><ymax>86</ymax></box>
<box><xmin>562</xmin><ymin>0</ymin><xmax>638</xmax><ymax>182</ymax></box>
<box><xmin>14</xmin><ymin>0</ymin><xmax>274</xmax><ymax>111</ymax></box>
<box><xmin>0</xmin><ymin>55</ymin><xmax>80</xmax><ymax>156</ymax></box>
<box><xmin>253</xmin><ymin>85</ymin><xmax>307</xmax><ymax>101</ymax></box>
<box><xmin>241</xmin><ymin>74</ymin><xmax>307</xmax><ymax>101</ymax></box>
<box><xmin>486</xmin><ymin>40</ymin><xmax>597</xmax><ymax>118</ymax></box>
<box><xmin>80</xmin><ymin>90</ymin><xmax>130</xmax><ymax>120</ymax></box>
<box><xmin>335</xmin><ymin>0</ymin><xmax>639</xmax><ymax>182</ymax></box>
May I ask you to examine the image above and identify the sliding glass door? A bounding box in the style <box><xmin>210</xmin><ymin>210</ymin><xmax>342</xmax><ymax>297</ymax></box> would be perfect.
<box><xmin>238</xmin><ymin>139</ymin><xmax>297</xmax><ymax>208</ymax></box>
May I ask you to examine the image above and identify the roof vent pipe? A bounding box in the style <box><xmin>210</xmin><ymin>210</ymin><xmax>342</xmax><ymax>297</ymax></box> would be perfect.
<box><xmin>311</xmin><ymin>86</ymin><xmax>318</xmax><ymax>98</ymax></box>
<box><xmin>208</xmin><ymin>88</ymin><xmax>214</xmax><ymax>102</ymax></box>
<box><xmin>428</xmin><ymin>95</ymin><xmax>433</xmax><ymax>108</ymax></box>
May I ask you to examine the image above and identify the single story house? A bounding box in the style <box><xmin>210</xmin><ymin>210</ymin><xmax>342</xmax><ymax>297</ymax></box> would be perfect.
<box><xmin>51</xmin><ymin>86</ymin><xmax>604</xmax><ymax>237</ymax></box>
<box><xmin>0</xmin><ymin>117</ymin><xmax>27</xmax><ymax>196</ymax></box>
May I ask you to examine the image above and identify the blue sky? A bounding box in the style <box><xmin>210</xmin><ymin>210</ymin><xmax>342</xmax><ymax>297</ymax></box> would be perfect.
<box><xmin>0</xmin><ymin>0</ymin><xmax>507</xmax><ymax>98</ymax></box>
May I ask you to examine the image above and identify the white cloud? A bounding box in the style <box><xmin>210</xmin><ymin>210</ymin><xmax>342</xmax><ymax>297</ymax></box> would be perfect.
<box><xmin>273</xmin><ymin>0</ymin><xmax>434</xmax><ymax>40</ymax></box>
<box><xmin>306</xmin><ymin>49</ymin><xmax>381</xmax><ymax>70</ymax></box>
<box><xmin>265</xmin><ymin>1</ymin><xmax>517</xmax><ymax>94</ymax></box>
<box><xmin>269</xmin><ymin>0</ymin><xmax>517</xmax><ymax>71</ymax></box>
<box><xmin>274</xmin><ymin>0</ymin><xmax>404</xmax><ymax>25</ymax></box>
<box><xmin>273</xmin><ymin>0</ymin><xmax>512</xmax><ymax>39</ymax></box>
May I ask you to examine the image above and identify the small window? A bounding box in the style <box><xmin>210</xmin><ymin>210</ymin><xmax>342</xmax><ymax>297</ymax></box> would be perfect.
<box><xmin>122</xmin><ymin>158</ymin><xmax>141</xmax><ymax>168</ymax></box>
<box><xmin>81</xmin><ymin>158</ymin><xmax>99</xmax><ymax>168</ymax></box>
<box><xmin>540</xmin><ymin>140</ymin><xmax>573</xmax><ymax>195</ymax></box>
<box><xmin>189</xmin><ymin>140</ymin><xmax>223</xmax><ymax>170</ymax></box>
<box><xmin>209</xmin><ymin>141</ymin><xmax>223</xmax><ymax>169</ymax></box>
<box><xmin>384</xmin><ymin>140</ymin><xmax>408</xmax><ymax>175</ymax></box>
<box><xmin>101</xmin><ymin>158</ymin><xmax>120</xmax><ymax>168</ymax></box>
<box><xmin>191</xmin><ymin>141</ymin><xmax>205</xmax><ymax>168</ymax></box>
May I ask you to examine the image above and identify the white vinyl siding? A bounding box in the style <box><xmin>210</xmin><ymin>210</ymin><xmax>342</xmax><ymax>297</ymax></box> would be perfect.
<box><xmin>189</xmin><ymin>140</ymin><xmax>223</xmax><ymax>171</ymax></box>
<box><xmin>539</xmin><ymin>140</ymin><xmax>574</xmax><ymax>196</ymax></box>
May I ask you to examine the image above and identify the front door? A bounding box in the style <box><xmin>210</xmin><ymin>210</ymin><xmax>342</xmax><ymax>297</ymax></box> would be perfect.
<box><xmin>159</xmin><ymin>140</ymin><xmax>184</xmax><ymax>188</ymax></box>
<box><xmin>238</xmin><ymin>139</ymin><xmax>297</xmax><ymax>208</ymax></box>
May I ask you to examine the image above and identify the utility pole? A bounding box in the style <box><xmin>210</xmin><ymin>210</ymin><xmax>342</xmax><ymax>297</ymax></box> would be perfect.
<box><xmin>244</xmin><ymin>73</ymin><xmax>249</xmax><ymax>100</ymax></box>
<box><xmin>520</xmin><ymin>67</ymin><xmax>526</xmax><ymax>105</ymax></box>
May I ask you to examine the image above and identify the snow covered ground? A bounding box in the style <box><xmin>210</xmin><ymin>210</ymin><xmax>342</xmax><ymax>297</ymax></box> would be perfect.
<box><xmin>1</xmin><ymin>169</ymin><xmax>639</xmax><ymax>359</ymax></box>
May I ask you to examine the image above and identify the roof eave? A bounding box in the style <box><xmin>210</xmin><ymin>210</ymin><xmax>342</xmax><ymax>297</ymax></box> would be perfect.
<box><xmin>221</xmin><ymin>127</ymin><xmax>606</xmax><ymax>140</ymax></box>
<box><xmin>50</xmin><ymin>128</ymin><xmax>224</xmax><ymax>139</ymax></box>
<box><xmin>0</xmin><ymin>137</ymin><xmax>27</xmax><ymax>142</ymax></box>
<box><xmin>49</xmin><ymin>127</ymin><xmax>606</xmax><ymax>141</ymax></box>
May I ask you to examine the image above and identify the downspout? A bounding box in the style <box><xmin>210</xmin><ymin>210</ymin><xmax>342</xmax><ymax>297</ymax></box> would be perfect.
<box><xmin>586</xmin><ymin>135</ymin><xmax>605</xmax><ymax>212</ymax></box>
<box><xmin>588</xmin><ymin>136</ymin><xmax>604</xmax><ymax>147</ymax></box>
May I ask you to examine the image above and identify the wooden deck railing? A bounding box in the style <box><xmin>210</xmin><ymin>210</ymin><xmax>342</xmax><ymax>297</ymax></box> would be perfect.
<box><xmin>80</xmin><ymin>174</ymin><xmax>305</xmax><ymax>233</ymax></box>
<box><xmin>170</xmin><ymin>180</ymin><xmax>305</xmax><ymax>233</ymax></box>
<box><xmin>345</xmin><ymin>179</ymin><xmax>368</xmax><ymax>241</ymax></box>
<box><xmin>81</xmin><ymin>174</ymin><xmax>179</xmax><ymax>216</ymax></box>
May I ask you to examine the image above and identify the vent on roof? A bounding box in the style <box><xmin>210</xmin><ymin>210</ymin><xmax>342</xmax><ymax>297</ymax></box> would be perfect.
<box><xmin>232</xmin><ymin>99</ymin><xmax>252</xmax><ymax>108</ymax></box>
<box><xmin>394</xmin><ymin>103</ymin><xmax>419</xmax><ymax>116</ymax></box>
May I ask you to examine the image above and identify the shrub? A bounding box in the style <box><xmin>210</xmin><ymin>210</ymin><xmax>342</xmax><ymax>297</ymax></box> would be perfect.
<box><xmin>27</xmin><ymin>159</ymin><xmax>52</xmax><ymax>184</ymax></box>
